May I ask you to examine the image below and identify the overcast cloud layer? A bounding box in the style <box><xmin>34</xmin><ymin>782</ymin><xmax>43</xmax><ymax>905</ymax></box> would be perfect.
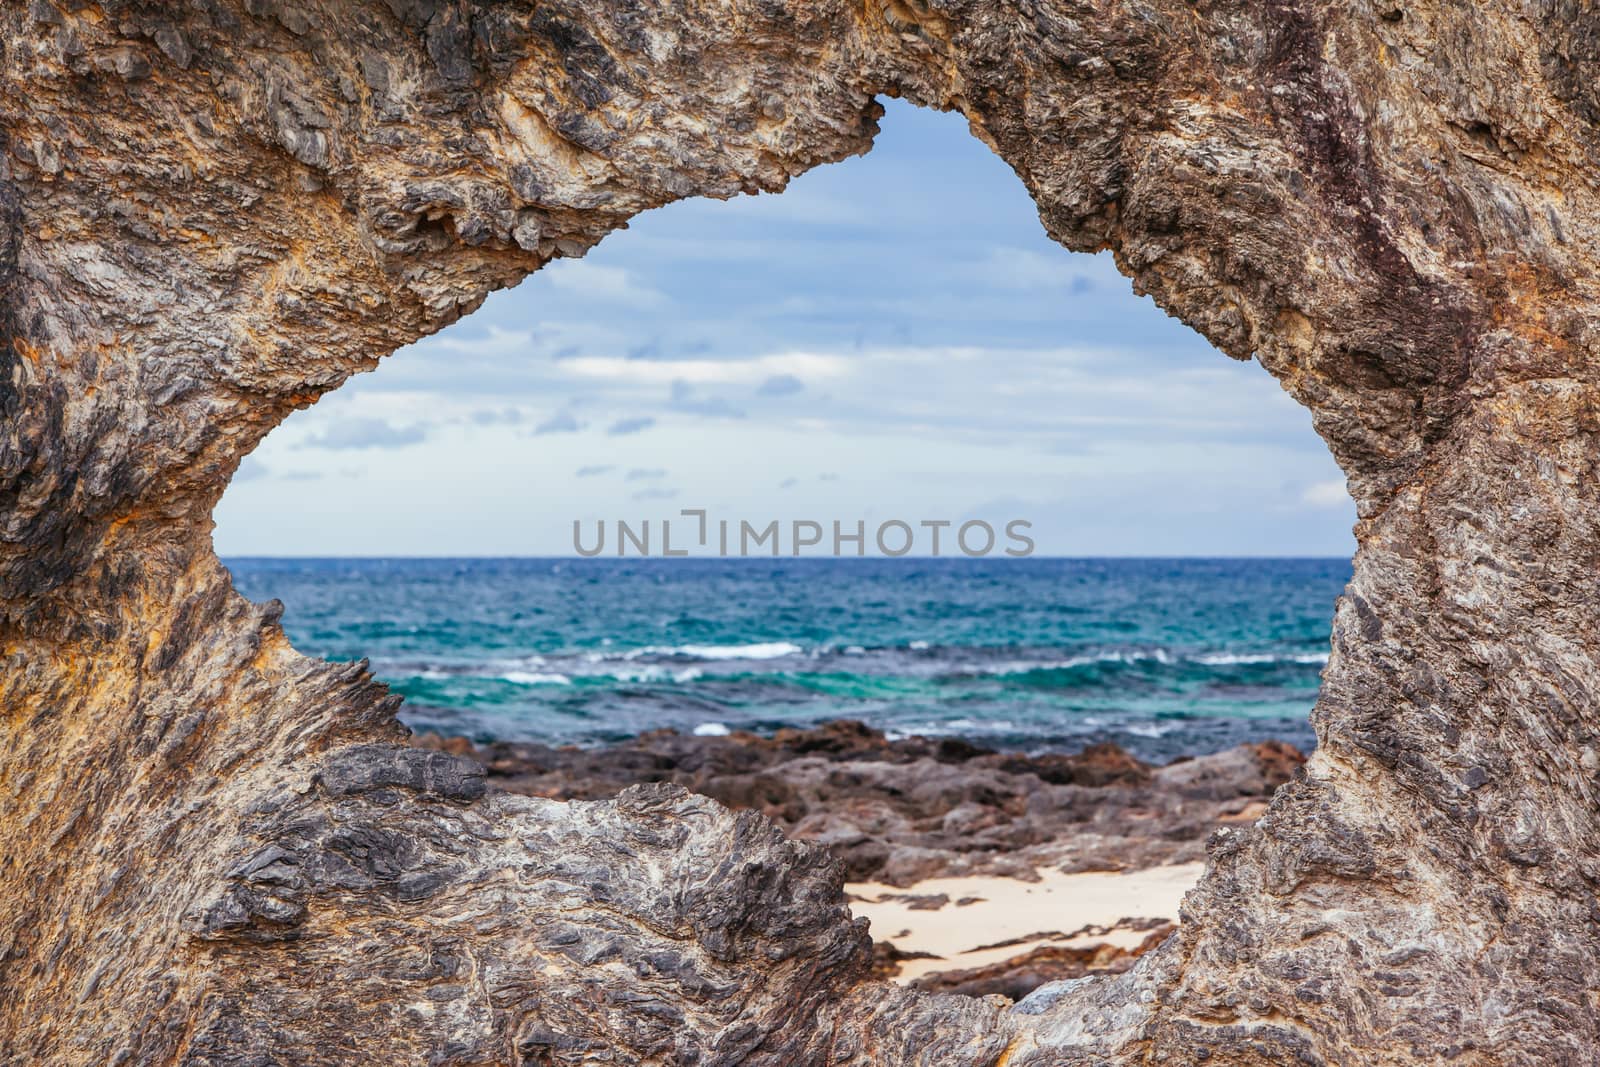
<box><xmin>213</xmin><ymin>100</ymin><xmax>1355</xmax><ymax>557</ymax></box>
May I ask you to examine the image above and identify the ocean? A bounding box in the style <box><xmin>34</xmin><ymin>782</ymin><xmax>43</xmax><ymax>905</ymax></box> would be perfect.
<box><xmin>226</xmin><ymin>557</ymin><xmax>1347</xmax><ymax>762</ymax></box>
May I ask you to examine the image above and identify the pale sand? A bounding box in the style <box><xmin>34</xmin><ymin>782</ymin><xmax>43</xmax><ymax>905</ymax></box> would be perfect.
<box><xmin>847</xmin><ymin>862</ymin><xmax>1205</xmax><ymax>982</ymax></box>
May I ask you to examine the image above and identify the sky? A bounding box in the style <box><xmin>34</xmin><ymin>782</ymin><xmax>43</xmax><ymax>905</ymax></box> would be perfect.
<box><xmin>212</xmin><ymin>99</ymin><xmax>1356</xmax><ymax>558</ymax></box>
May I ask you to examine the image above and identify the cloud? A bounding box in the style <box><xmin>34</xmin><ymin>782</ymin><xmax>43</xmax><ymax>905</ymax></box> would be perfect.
<box><xmin>576</xmin><ymin>464</ymin><xmax>615</xmax><ymax>478</ymax></box>
<box><xmin>1043</xmin><ymin>438</ymin><xmax>1098</xmax><ymax>456</ymax></box>
<box><xmin>543</xmin><ymin>260</ymin><xmax>667</xmax><ymax>308</ymax></box>
<box><xmin>632</xmin><ymin>487</ymin><xmax>680</xmax><ymax>501</ymax></box>
<box><xmin>431</xmin><ymin>324</ymin><xmax>535</xmax><ymax>358</ymax></box>
<box><xmin>757</xmin><ymin>374</ymin><xmax>804</xmax><ymax>397</ymax></box>
<box><xmin>668</xmin><ymin>380</ymin><xmax>744</xmax><ymax>419</ymax></box>
<box><xmin>1301</xmin><ymin>480</ymin><xmax>1351</xmax><ymax>508</ymax></box>
<box><xmin>300</xmin><ymin>417</ymin><xmax>428</xmax><ymax>451</ymax></box>
<box><xmin>607</xmin><ymin>416</ymin><xmax>656</xmax><ymax>436</ymax></box>
<box><xmin>973</xmin><ymin>247</ymin><xmax>1101</xmax><ymax>291</ymax></box>
<box><xmin>533</xmin><ymin>411</ymin><xmax>581</xmax><ymax>435</ymax></box>
<box><xmin>471</xmin><ymin>407</ymin><xmax>522</xmax><ymax>426</ymax></box>
<box><xmin>561</xmin><ymin>351</ymin><xmax>848</xmax><ymax>387</ymax></box>
<box><xmin>779</xmin><ymin>477</ymin><xmax>798</xmax><ymax>489</ymax></box>
<box><xmin>819</xmin><ymin>473</ymin><xmax>840</xmax><ymax>482</ymax></box>
<box><xmin>234</xmin><ymin>457</ymin><xmax>269</xmax><ymax>482</ymax></box>
<box><xmin>283</xmin><ymin>470</ymin><xmax>324</xmax><ymax>481</ymax></box>
<box><xmin>626</xmin><ymin>467</ymin><xmax>667</xmax><ymax>481</ymax></box>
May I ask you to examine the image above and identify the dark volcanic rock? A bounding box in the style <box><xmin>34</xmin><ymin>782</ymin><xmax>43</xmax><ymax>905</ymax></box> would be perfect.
<box><xmin>990</xmin><ymin>742</ymin><xmax>1154</xmax><ymax>788</ymax></box>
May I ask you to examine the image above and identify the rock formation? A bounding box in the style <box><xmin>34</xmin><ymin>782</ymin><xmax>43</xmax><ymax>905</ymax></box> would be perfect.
<box><xmin>4</xmin><ymin>0</ymin><xmax>1600</xmax><ymax>1062</ymax></box>
<box><xmin>418</xmin><ymin>723</ymin><xmax>1303</xmax><ymax>884</ymax></box>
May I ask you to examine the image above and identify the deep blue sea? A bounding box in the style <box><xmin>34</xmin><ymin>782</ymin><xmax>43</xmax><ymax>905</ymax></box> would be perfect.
<box><xmin>226</xmin><ymin>558</ymin><xmax>1347</xmax><ymax>761</ymax></box>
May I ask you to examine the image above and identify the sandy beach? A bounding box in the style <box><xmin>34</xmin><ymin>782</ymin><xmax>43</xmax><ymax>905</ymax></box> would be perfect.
<box><xmin>848</xmin><ymin>862</ymin><xmax>1203</xmax><ymax>983</ymax></box>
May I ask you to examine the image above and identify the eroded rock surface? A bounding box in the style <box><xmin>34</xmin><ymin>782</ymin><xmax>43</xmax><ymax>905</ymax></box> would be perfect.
<box><xmin>5</xmin><ymin>1</ymin><xmax>1600</xmax><ymax>1063</ymax></box>
<box><xmin>419</xmin><ymin>722</ymin><xmax>1303</xmax><ymax>883</ymax></box>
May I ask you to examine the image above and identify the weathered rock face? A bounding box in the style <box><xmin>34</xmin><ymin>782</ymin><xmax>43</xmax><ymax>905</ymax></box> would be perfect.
<box><xmin>423</xmin><ymin>724</ymin><xmax>1303</xmax><ymax>884</ymax></box>
<box><xmin>4</xmin><ymin>1</ymin><xmax>1600</xmax><ymax>1063</ymax></box>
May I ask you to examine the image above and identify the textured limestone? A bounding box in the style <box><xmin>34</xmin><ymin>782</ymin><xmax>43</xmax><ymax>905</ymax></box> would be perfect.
<box><xmin>5</xmin><ymin>0</ymin><xmax>1600</xmax><ymax>1063</ymax></box>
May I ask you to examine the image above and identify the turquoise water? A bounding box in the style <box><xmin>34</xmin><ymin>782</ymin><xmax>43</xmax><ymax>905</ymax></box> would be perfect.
<box><xmin>226</xmin><ymin>558</ymin><xmax>1347</xmax><ymax>760</ymax></box>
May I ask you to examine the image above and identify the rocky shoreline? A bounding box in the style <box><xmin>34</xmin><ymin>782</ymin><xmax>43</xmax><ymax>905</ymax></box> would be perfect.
<box><xmin>413</xmin><ymin>721</ymin><xmax>1305</xmax><ymax>997</ymax></box>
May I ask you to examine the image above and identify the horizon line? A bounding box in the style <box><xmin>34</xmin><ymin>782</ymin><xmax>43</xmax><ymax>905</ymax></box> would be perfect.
<box><xmin>220</xmin><ymin>553</ymin><xmax>1353</xmax><ymax>561</ymax></box>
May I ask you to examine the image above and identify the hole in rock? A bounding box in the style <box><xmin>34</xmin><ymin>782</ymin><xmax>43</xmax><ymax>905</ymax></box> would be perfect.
<box><xmin>213</xmin><ymin>100</ymin><xmax>1354</xmax><ymax>992</ymax></box>
<box><xmin>215</xmin><ymin>98</ymin><xmax>1353</xmax><ymax>759</ymax></box>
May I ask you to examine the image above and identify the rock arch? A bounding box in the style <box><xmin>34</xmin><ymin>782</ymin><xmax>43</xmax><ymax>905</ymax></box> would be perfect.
<box><xmin>3</xmin><ymin>1</ymin><xmax>1597</xmax><ymax>1063</ymax></box>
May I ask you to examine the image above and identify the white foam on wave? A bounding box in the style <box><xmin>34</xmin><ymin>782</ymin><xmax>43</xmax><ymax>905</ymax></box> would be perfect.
<box><xmin>980</xmin><ymin>647</ymin><xmax>1330</xmax><ymax>675</ymax></box>
<box><xmin>605</xmin><ymin>665</ymin><xmax>704</xmax><ymax>684</ymax></box>
<box><xmin>1193</xmin><ymin>651</ymin><xmax>1331</xmax><ymax>666</ymax></box>
<box><xmin>693</xmin><ymin>722</ymin><xmax>732</xmax><ymax>737</ymax></box>
<box><xmin>415</xmin><ymin>643</ymin><xmax>1329</xmax><ymax>687</ymax></box>
<box><xmin>947</xmin><ymin>717</ymin><xmax>1015</xmax><ymax>732</ymax></box>
<box><xmin>492</xmin><ymin>652</ymin><xmax>550</xmax><ymax>668</ymax></box>
<box><xmin>982</xmin><ymin>650</ymin><xmax>1174</xmax><ymax>676</ymax></box>
<box><xmin>674</xmin><ymin>641</ymin><xmax>803</xmax><ymax>660</ymax></box>
<box><xmin>500</xmin><ymin>670</ymin><xmax>573</xmax><ymax>686</ymax></box>
<box><xmin>616</xmin><ymin>641</ymin><xmax>804</xmax><ymax>662</ymax></box>
<box><xmin>428</xmin><ymin>660</ymin><xmax>704</xmax><ymax>685</ymax></box>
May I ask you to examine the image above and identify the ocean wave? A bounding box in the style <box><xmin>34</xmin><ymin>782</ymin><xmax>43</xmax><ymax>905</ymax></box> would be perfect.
<box><xmin>394</xmin><ymin>642</ymin><xmax>1328</xmax><ymax>689</ymax></box>
<box><xmin>500</xmin><ymin>670</ymin><xmax>573</xmax><ymax>686</ymax></box>
<box><xmin>1123</xmin><ymin>722</ymin><xmax>1180</xmax><ymax>739</ymax></box>
<box><xmin>610</xmin><ymin>641</ymin><xmax>805</xmax><ymax>662</ymax></box>
<box><xmin>973</xmin><ymin>648</ymin><xmax>1329</xmax><ymax>676</ymax></box>
<box><xmin>393</xmin><ymin>659</ymin><xmax>708</xmax><ymax>686</ymax></box>
<box><xmin>606</xmin><ymin>665</ymin><xmax>705</xmax><ymax>684</ymax></box>
<box><xmin>885</xmin><ymin>718</ymin><xmax>1018</xmax><ymax>738</ymax></box>
<box><xmin>968</xmin><ymin>650</ymin><xmax>1176</xmax><ymax>677</ymax></box>
<box><xmin>1191</xmin><ymin>651</ymin><xmax>1330</xmax><ymax>666</ymax></box>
